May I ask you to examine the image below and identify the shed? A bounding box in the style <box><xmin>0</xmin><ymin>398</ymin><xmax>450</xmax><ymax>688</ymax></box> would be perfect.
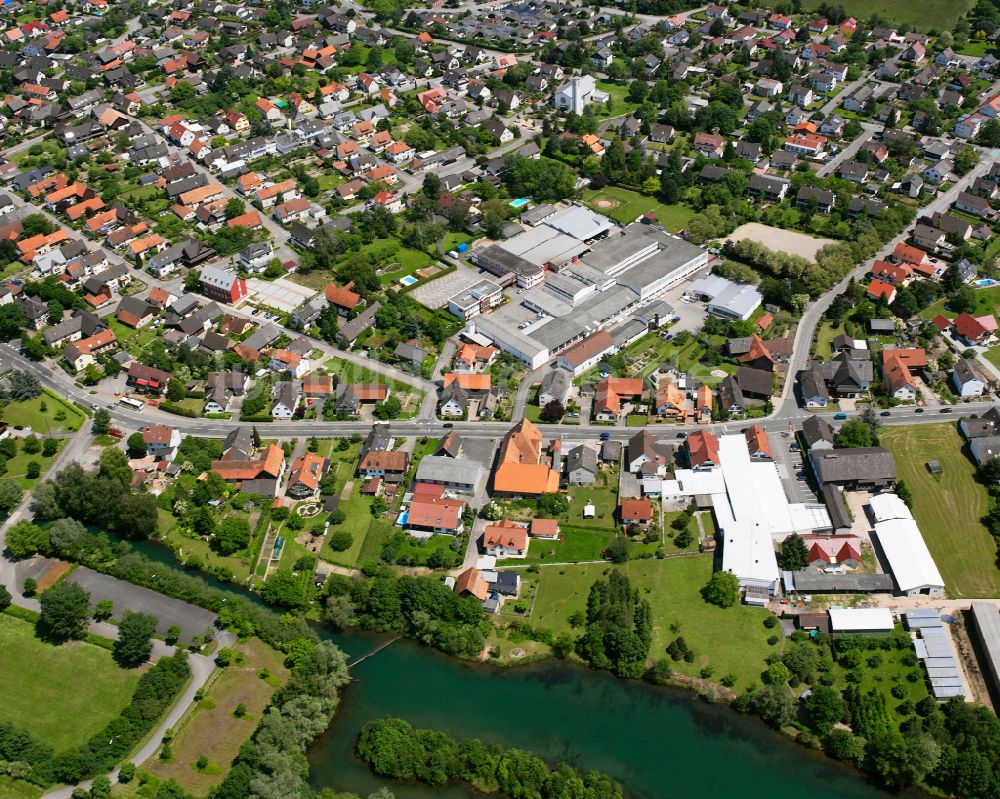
<box><xmin>828</xmin><ymin>607</ymin><xmax>894</xmax><ymax>634</ymax></box>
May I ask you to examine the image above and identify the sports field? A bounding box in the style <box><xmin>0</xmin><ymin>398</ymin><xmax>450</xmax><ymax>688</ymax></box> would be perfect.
<box><xmin>881</xmin><ymin>424</ymin><xmax>1000</xmax><ymax>598</ymax></box>
<box><xmin>582</xmin><ymin>186</ymin><xmax>695</xmax><ymax>232</ymax></box>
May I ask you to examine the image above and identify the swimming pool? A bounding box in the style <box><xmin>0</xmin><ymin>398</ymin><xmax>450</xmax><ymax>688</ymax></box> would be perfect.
<box><xmin>396</xmin><ymin>511</ymin><xmax>409</xmax><ymax>526</ymax></box>
<box><xmin>509</xmin><ymin>197</ymin><xmax>529</xmax><ymax>208</ymax></box>
<box><xmin>399</xmin><ymin>275</ymin><xmax>418</xmax><ymax>287</ymax></box>
<box><xmin>977</xmin><ymin>279</ymin><xmax>998</xmax><ymax>288</ymax></box>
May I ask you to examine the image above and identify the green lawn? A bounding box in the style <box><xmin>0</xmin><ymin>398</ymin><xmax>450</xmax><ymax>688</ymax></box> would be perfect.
<box><xmin>442</xmin><ymin>231</ymin><xmax>475</xmax><ymax>253</ymax></box>
<box><xmin>2</xmin><ymin>392</ymin><xmax>84</xmax><ymax>433</ymax></box>
<box><xmin>500</xmin><ymin>526</ymin><xmax>614</xmax><ymax>566</ymax></box>
<box><xmin>985</xmin><ymin>346</ymin><xmax>1000</xmax><ymax>373</ymax></box>
<box><xmin>5</xmin><ymin>445</ymin><xmax>61</xmax><ymax>490</ymax></box>
<box><xmin>920</xmin><ymin>286</ymin><xmax>1000</xmax><ymax>322</ymax></box>
<box><xmin>591</xmin><ymin>79</ymin><xmax>640</xmax><ymax>118</ymax></box>
<box><xmin>881</xmin><ymin>424</ymin><xmax>1000</xmax><ymax>598</ymax></box>
<box><xmin>0</xmin><ymin>613</ymin><xmax>143</xmax><ymax>752</ymax></box>
<box><xmin>805</xmin><ymin>0</ymin><xmax>973</xmax><ymax>30</ymax></box>
<box><xmin>813</xmin><ymin>319</ymin><xmax>845</xmax><ymax>359</ymax></box>
<box><xmin>531</xmin><ymin>557</ymin><xmax>774</xmax><ymax>689</ymax></box>
<box><xmin>0</xmin><ymin>776</ymin><xmax>41</xmax><ymax>799</ymax></box>
<box><xmin>566</xmin><ymin>473</ymin><xmax>620</xmax><ymax>529</ymax></box>
<box><xmin>378</xmin><ymin>247</ymin><xmax>434</xmax><ymax>284</ymax></box>
<box><xmin>106</xmin><ymin>318</ymin><xmax>161</xmax><ymax>357</ymax></box>
<box><xmin>581</xmin><ymin>186</ymin><xmax>695</xmax><ymax>232</ymax></box>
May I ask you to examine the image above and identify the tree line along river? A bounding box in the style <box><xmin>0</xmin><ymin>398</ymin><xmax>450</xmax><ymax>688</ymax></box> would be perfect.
<box><xmin>126</xmin><ymin>537</ymin><xmax>917</xmax><ymax>799</ymax></box>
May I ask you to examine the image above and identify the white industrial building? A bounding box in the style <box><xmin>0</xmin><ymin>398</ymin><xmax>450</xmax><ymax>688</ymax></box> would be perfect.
<box><xmin>869</xmin><ymin>493</ymin><xmax>945</xmax><ymax>597</ymax></box>
<box><xmin>645</xmin><ymin>433</ymin><xmax>830</xmax><ymax>598</ymax></box>
<box><xmin>448</xmin><ymin>279</ymin><xmax>504</xmax><ymax>320</ymax></box>
<box><xmin>467</xmin><ymin>217</ymin><xmax>708</xmax><ymax>369</ymax></box>
<box><xmin>686</xmin><ymin>275</ymin><xmax>763</xmax><ymax>320</ymax></box>
<box><xmin>464</xmin><ymin>314</ymin><xmax>549</xmax><ymax>369</ymax></box>
<box><xmin>829</xmin><ymin>607</ymin><xmax>895</xmax><ymax>634</ymax></box>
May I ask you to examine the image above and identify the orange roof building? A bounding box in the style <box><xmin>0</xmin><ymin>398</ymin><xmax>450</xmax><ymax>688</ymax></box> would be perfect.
<box><xmin>407</xmin><ymin>496</ymin><xmax>465</xmax><ymax>533</ymax></box>
<box><xmin>287</xmin><ymin>451</ymin><xmax>328</xmax><ymax>498</ymax></box>
<box><xmin>211</xmin><ymin>443</ymin><xmax>285</xmax><ymax>487</ymax></box>
<box><xmin>324</xmin><ymin>281</ymin><xmax>362</xmax><ymax>311</ymax></box>
<box><xmin>443</xmin><ymin>373</ymin><xmax>491</xmax><ymax>392</ymax></box>
<box><xmin>744</xmin><ymin>425</ymin><xmax>772</xmax><ymax>459</ymax></box>
<box><xmin>482</xmin><ymin>519</ymin><xmax>529</xmax><ymax>556</ymax></box>
<box><xmin>686</xmin><ymin>430</ymin><xmax>720</xmax><ymax>469</ymax></box>
<box><xmin>455</xmin><ymin>567</ymin><xmax>488</xmax><ymax>601</ymax></box>
<box><xmin>493</xmin><ymin>418</ymin><xmax>560</xmax><ymax>496</ymax></box>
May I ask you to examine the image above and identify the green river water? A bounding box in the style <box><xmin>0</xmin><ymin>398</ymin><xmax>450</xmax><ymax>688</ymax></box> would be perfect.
<box><xmin>308</xmin><ymin>631</ymin><xmax>917</xmax><ymax>799</ymax></box>
<box><xmin>122</xmin><ymin>539</ymin><xmax>914</xmax><ymax>799</ymax></box>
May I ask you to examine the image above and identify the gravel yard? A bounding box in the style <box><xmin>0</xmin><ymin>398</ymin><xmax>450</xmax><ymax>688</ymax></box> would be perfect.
<box><xmin>727</xmin><ymin>223</ymin><xmax>836</xmax><ymax>263</ymax></box>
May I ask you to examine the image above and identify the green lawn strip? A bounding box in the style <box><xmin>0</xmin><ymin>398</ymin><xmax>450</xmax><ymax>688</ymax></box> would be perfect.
<box><xmin>144</xmin><ymin>638</ymin><xmax>289</xmax><ymax>794</ymax></box>
<box><xmin>813</xmin><ymin>320</ymin><xmax>846</xmax><ymax>359</ymax></box>
<box><xmin>985</xmin><ymin>346</ymin><xmax>1000</xmax><ymax>373</ymax></box>
<box><xmin>881</xmin><ymin>424</ymin><xmax>1000</xmax><ymax>598</ymax></box>
<box><xmin>500</xmin><ymin>526</ymin><xmax>613</xmax><ymax>566</ymax></box>
<box><xmin>565</xmin><ymin>480</ymin><xmax>620</xmax><ymax>530</ymax></box>
<box><xmin>357</xmin><ymin>518</ymin><xmax>396</xmax><ymax>564</ymax></box>
<box><xmin>393</xmin><ymin>533</ymin><xmax>458</xmax><ymax>565</ymax></box>
<box><xmin>5</xmin><ymin>448</ymin><xmax>60</xmax><ymax>489</ymax></box>
<box><xmin>920</xmin><ymin>286</ymin><xmax>1000</xmax><ymax>322</ymax></box>
<box><xmin>530</xmin><ymin>557</ymin><xmax>773</xmax><ymax>688</ymax></box>
<box><xmin>0</xmin><ymin>614</ymin><xmax>142</xmax><ymax>752</ymax></box>
<box><xmin>324</xmin><ymin>482</ymin><xmax>377</xmax><ymax>567</ymax></box>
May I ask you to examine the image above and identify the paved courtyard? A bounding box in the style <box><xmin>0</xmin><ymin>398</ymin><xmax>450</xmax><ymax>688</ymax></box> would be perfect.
<box><xmin>246</xmin><ymin>277</ymin><xmax>317</xmax><ymax>313</ymax></box>
<box><xmin>409</xmin><ymin>263</ymin><xmax>484</xmax><ymax>309</ymax></box>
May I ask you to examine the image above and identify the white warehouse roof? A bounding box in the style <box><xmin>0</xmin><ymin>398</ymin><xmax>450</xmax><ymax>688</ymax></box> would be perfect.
<box><xmin>874</xmin><ymin>517</ymin><xmax>945</xmax><ymax>594</ymax></box>
<box><xmin>829</xmin><ymin>607</ymin><xmax>895</xmax><ymax>632</ymax></box>
<box><xmin>869</xmin><ymin>492</ymin><xmax>911</xmax><ymax>523</ymax></box>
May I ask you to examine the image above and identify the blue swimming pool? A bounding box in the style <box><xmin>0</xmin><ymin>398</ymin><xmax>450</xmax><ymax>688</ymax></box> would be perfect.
<box><xmin>509</xmin><ymin>197</ymin><xmax>529</xmax><ymax>208</ymax></box>
<box><xmin>396</xmin><ymin>511</ymin><xmax>409</xmax><ymax>526</ymax></box>
<box><xmin>399</xmin><ymin>275</ymin><xmax>418</xmax><ymax>286</ymax></box>
<box><xmin>977</xmin><ymin>278</ymin><xmax>998</xmax><ymax>288</ymax></box>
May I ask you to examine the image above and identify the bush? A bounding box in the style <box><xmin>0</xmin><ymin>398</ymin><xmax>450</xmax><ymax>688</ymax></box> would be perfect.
<box><xmin>328</xmin><ymin>530</ymin><xmax>354</xmax><ymax>552</ymax></box>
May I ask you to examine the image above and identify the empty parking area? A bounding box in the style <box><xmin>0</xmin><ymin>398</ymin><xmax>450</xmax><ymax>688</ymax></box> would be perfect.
<box><xmin>246</xmin><ymin>277</ymin><xmax>317</xmax><ymax>313</ymax></box>
<box><xmin>66</xmin><ymin>566</ymin><xmax>217</xmax><ymax>641</ymax></box>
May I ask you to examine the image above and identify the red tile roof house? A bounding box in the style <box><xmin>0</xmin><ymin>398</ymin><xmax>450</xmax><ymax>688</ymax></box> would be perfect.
<box><xmin>406</xmin><ymin>496</ymin><xmax>465</xmax><ymax>537</ymax></box>
<box><xmin>953</xmin><ymin>312</ymin><xmax>993</xmax><ymax>345</ymax></box>
<box><xmin>530</xmin><ymin>518</ymin><xmax>560</xmax><ymax>539</ymax></box>
<box><xmin>800</xmin><ymin>534</ymin><xmax>862</xmax><ymax>567</ymax></box>
<box><xmin>481</xmin><ymin>519</ymin><xmax>530</xmax><ymax>558</ymax></box>
<box><xmin>620</xmin><ymin>497</ymin><xmax>653</xmax><ymax>529</ymax></box>
<box><xmin>866</xmin><ymin>279</ymin><xmax>897</xmax><ymax>304</ymax></box>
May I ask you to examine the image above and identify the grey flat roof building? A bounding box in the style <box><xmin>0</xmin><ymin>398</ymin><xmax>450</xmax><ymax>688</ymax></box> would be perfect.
<box><xmin>520</xmin><ymin>203</ymin><xmax>557</xmax><ymax>225</ymax></box>
<box><xmin>415</xmin><ymin>455</ymin><xmax>484</xmax><ymax>492</ymax></box>
<box><xmin>785</xmin><ymin>571</ymin><xmax>895</xmax><ymax>593</ymax></box>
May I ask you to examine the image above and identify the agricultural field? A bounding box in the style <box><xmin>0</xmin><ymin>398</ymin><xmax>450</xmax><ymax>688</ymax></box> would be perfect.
<box><xmin>804</xmin><ymin>0</ymin><xmax>974</xmax><ymax>31</ymax></box>
<box><xmin>0</xmin><ymin>613</ymin><xmax>142</xmax><ymax>752</ymax></box>
<box><xmin>530</xmin><ymin>557</ymin><xmax>774</xmax><ymax>689</ymax></box>
<box><xmin>881</xmin><ymin>424</ymin><xmax>1000</xmax><ymax>598</ymax></box>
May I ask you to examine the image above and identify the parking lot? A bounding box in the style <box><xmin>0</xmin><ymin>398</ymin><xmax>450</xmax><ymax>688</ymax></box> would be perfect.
<box><xmin>65</xmin><ymin>566</ymin><xmax>217</xmax><ymax>641</ymax></box>
<box><xmin>246</xmin><ymin>277</ymin><xmax>317</xmax><ymax>313</ymax></box>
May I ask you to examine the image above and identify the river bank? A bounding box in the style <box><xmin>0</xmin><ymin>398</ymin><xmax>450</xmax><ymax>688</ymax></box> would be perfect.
<box><xmin>309</xmin><ymin>630</ymin><xmax>922</xmax><ymax>799</ymax></box>
<box><xmin>116</xmin><ymin>537</ymin><xmax>928</xmax><ymax>799</ymax></box>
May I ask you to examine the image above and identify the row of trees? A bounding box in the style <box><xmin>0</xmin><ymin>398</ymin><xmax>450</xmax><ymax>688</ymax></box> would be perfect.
<box><xmin>323</xmin><ymin>570</ymin><xmax>487</xmax><ymax>658</ymax></box>
<box><xmin>211</xmin><ymin>641</ymin><xmax>350</xmax><ymax>799</ymax></box>
<box><xmin>30</xmin><ymin>457</ymin><xmax>159</xmax><ymax>540</ymax></box>
<box><xmin>357</xmin><ymin>718</ymin><xmax>623</xmax><ymax>799</ymax></box>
